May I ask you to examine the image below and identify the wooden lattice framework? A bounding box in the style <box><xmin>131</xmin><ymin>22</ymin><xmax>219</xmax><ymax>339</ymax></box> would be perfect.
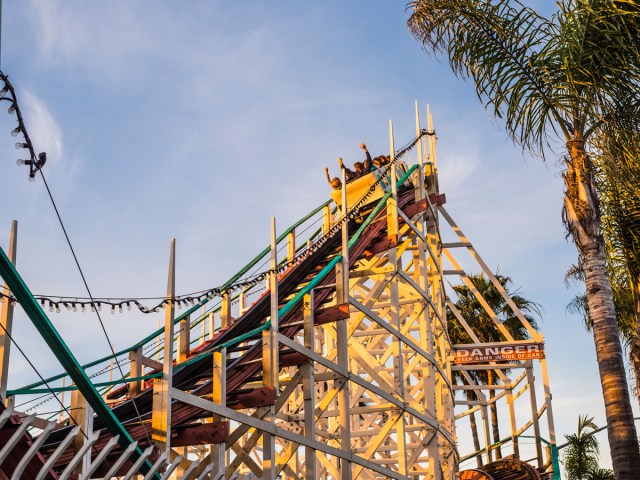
<box><xmin>0</xmin><ymin>104</ymin><xmax>557</xmax><ymax>480</ymax></box>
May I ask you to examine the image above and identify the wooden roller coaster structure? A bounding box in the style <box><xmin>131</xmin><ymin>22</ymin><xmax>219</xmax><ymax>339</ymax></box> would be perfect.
<box><xmin>0</xmin><ymin>104</ymin><xmax>558</xmax><ymax>479</ymax></box>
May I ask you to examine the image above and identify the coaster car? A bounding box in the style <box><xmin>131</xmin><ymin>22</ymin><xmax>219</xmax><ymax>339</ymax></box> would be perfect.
<box><xmin>330</xmin><ymin>162</ymin><xmax>410</xmax><ymax>212</ymax></box>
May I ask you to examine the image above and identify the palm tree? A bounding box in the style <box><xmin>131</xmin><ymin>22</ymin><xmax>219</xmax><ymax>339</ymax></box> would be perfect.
<box><xmin>593</xmin><ymin>129</ymin><xmax>640</xmax><ymax>399</ymax></box>
<box><xmin>448</xmin><ymin>272</ymin><xmax>540</xmax><ymax>462</ymax></box>
<box><xmin>588</xmin><ymin>468</ymin><xmax>616</xmax><ymax>480</ymax></box>
<box><xmin>564</xmin><ymin>128</ymin><xmax>640</xmax><ymax>401</ymax></box>
<box><xmin>562</xmin><ymin>414</ymin><xmax>614</xmax><ymax>480</ymax></box>
<box><xmin>408</xmin><ymin>1</ymin><xmax>640</xmax><ymax>477</ymax></box>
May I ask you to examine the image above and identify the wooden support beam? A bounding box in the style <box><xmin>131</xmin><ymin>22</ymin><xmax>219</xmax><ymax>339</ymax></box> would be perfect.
<box><xmin>314</xmin><ymin>303</ymin><xmax>349</xmax><ymax>325</ymax></box>
<box><xmin>0</xmin><ymin>220</ymin><xmax>17</xmax><ymax>404</ymax></box>
<box><xmin>337</xmin><ymin>166</ymin><xmax>352</xmax><ymax>480</ymax></box>
<box><xmin>70</xmin><ymin>389</ymin><xmax>93</xmax><ymax>477</ymax></box>
<box><xmin>210</xmin><ymin>347</ymin><xmax>227</xmax><ymax>475</ymax></box>
<box><xmin>263</xmin><ymin>217</ymin><xmax>279</xmax><ymax>480</ymax></box>
<box><xmin>303</xmin><ymin>292</ymin><xmax>317</xmax><ymax>479</ymax></box>
<box><xmin>178</xmin><ymin>314</ymin><xmax>191</xmax><ymax>363</ymax></box>
<box><xmin>129</xmin><ymin>348</ymin><xmax>142</xmax><ymax>396</ymax></box>
<box><xmin>526</xmin><ymin>365</ymin><xmax>544</xmax><ymax>469</ymax></box>
<box><xmin>152</xmin><ymin>238</ymin><xmax>175</xmax><ymax>452</ymax></box>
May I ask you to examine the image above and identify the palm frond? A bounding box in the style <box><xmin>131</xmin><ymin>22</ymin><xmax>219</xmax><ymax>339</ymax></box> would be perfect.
<box><xmin>408</xmin><ymin>0</ymin><xmax>568</xmax><ymax>153</ymax></box>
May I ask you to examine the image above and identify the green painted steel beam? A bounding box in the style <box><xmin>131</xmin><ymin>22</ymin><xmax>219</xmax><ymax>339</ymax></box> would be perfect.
<box><xmin>0</xmin><ymin>245</ymin><xmax>159</xmax><ymax>479</ymax></box>
<box><xmin>8</xmin><ymin>373</ymin><xmax>163</xmax><ymax>395</ymax></box>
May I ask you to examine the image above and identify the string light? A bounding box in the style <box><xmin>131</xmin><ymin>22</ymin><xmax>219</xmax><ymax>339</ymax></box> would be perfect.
<box><xmin>0</xmin><ymin>71</ymin><xmax>47</xmax><ymax>179</ymax></box>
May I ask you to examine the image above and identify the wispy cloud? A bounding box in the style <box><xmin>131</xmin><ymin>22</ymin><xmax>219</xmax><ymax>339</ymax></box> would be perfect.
<box><xmin>27</xmin><ymin>0</ymin><xmax>156</xmax><ymax>80</ymax></box>
<box><xmin>21</xmin><ymin>91</ymin><xmax>63</xmax><ymax>164</ymax></box>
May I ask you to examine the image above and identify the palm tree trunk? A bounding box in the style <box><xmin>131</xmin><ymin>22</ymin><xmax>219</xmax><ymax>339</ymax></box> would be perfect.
<box><xmin>630</xmin><ymin>276</ymin><xmax>640</xmax><ymax>405</ymax></box>
<box><xmin>564</xmin><ymin>138</ymin><xmax>640</xmax><ymax>479</ymax></box>
<box><xmin>467</xmin><ymin>390</ymin><xmax>483</xmax><ymax>467</ymax></box>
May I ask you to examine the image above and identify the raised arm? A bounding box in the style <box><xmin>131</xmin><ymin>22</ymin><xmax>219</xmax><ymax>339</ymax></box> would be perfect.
<box><xmin>324</xmin><ymin>166</ymin><xmax>332</xmax><ymax>185</ymax></box>
<box><xmin>360</xmin><ymin>142</ymin><xmax>372</xmax><ymax>163</ymax></box>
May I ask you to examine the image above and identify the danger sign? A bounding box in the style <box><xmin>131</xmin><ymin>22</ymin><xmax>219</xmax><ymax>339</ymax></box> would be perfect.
<box><xmin>453</xmin><ymin>343</ymin><xmax>545</xmax><ymax>364</ymax></box>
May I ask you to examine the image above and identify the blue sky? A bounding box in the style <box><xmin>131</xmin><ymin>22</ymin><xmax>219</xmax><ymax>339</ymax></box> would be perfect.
<box><xmin>0</xmin><ymin>0</ymin><xmax>634</xmax><ymax>470</ymax></box>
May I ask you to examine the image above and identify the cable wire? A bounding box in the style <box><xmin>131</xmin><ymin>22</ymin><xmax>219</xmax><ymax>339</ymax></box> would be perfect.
<box><xmin>0</xmin><ymin>320</ymin><xmax>87</xmax><ymax>439</ymax></box>
<box><xmin>36</xmin><ymin>167</ymin><xmax>152</xmax><ymax>446</ymax></box>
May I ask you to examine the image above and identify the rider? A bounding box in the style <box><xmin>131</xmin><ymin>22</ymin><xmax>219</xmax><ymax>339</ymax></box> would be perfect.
<box><xmin>324</xmin><ymin>167</ymin><xmax>342</xmax><ymax>190</ymax></box>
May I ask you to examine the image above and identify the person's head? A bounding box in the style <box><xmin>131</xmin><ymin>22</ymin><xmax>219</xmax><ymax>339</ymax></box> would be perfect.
<box><xmin>364</xmin><ymin>159</ymin><xmax>372</xmax><ymax>171</ymax></box>
<box><xmin>330</xmin><ymin>177</ymin><xmax>341</xmax><ymax>190</ymax></box>
<box><xmin>372</xmin><ymin>156</ymin><xmax>382</xmax><ymax>167</ymax></box>
<box><xmin>354</xmin><ymin>162</ymin><xmax>364</xmax><ymax>173</ymax></box>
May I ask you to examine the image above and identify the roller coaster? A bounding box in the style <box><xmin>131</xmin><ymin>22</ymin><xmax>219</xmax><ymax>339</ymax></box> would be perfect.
<box><xmin>0</xmin><ymin>106</ymin><xmax>558</xmax><ymax>479</ymax></box>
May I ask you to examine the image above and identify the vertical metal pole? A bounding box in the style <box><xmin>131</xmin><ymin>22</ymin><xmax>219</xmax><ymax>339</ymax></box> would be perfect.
<box><xmin>0</xmin><ymin>220</ymin><xmax>16</xmax><ymax>403</ymax></box>
<box><xmin>303</xmin><ymin>293</ymin><xmax>316</xmax><ymax>479</ymax></box>
<box><xmin>526</xmin><ymin>364</ymin><xmax>544</xmax><ymax>469</ymax></box>
<box><xmin>263</xmin><ymin>217</ymin><xmax>279</xmax><ymax>480</ymax></box>
<box><xmin>152</xmin><ymin>238</ymin><xmax>175</xmax><ymax>452</ymax></box>
<box><xmin>336</xmin><ymin>167</ymin><xmax>352</xmax><ymax>480</ymax></box>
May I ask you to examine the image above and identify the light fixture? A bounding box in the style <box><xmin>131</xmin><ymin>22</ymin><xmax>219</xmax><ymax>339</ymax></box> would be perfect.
<box><xmin>11</xmin><ymin>126</ymin><xmax>20</xmax><ymax>137</ymax></box>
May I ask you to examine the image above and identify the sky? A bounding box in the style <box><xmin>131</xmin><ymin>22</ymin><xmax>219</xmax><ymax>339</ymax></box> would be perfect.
<box><xmin>0</xmin><ymin>0</ymin><xmax>636</xmax><ymax>472</ymax></box>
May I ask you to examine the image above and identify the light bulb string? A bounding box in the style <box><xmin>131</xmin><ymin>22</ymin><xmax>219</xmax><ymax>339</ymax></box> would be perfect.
<box><xmin>0</xmin><ymin>70</ymin><xmax>46</xmax><ymax>179</ymax></box>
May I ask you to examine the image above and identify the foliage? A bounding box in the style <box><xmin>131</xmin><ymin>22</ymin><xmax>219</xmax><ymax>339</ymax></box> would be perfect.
<box><xmin>587</xmin><ymin>468</ymin><xmax>615</xmax><ymax>480</ymax></box>
<box><xmin>408</xmin><ymin>1</ymin><xmax>640</xmax><ymax>476</ymax></box>
<box><xmin>562</xmin><ymin>415</ymin><xmax>606</xmax><ymax>480</ymax></box>
<box><xmin>447</xmin><ymin>272</ymin><xmax>540</xmax><ymax>460</ymax></box>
